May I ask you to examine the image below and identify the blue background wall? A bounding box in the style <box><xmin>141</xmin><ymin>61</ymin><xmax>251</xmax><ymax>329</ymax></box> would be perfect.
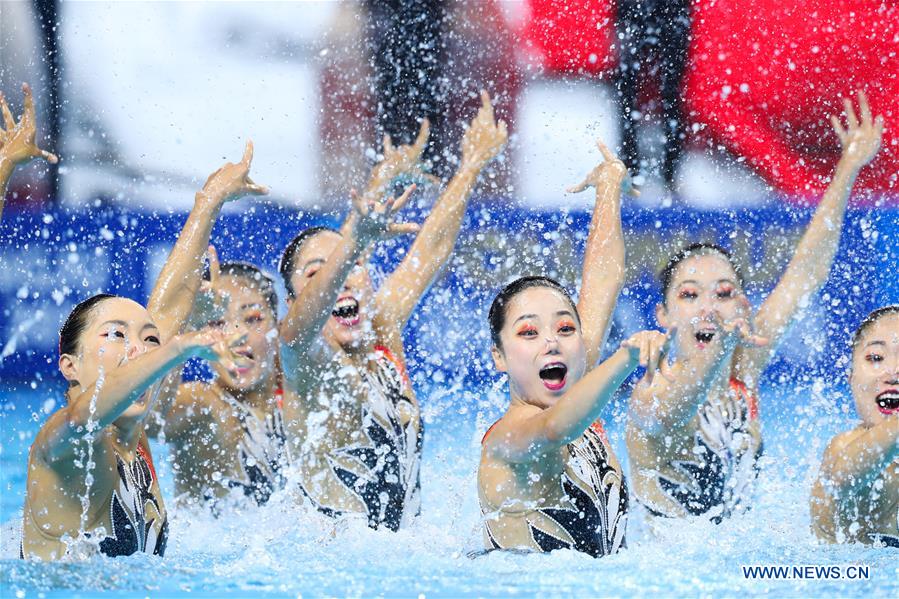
<box><xmin>1</xmin><ymin>199</ymin><xmax>897</xmax><ymax>396</ymax></box>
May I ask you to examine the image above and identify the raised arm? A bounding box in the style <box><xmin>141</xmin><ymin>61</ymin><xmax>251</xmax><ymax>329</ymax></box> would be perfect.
<box><xmin>568</xmin><ymin>141</ymin><xmax>633</xmax><ymax>368</ymax></box>
<box><xmin>489</xmin><ymin>331</ymin><xmax>671</xmax><ymax>463</ymax></box>
<box><xmin>359</xmin><ymin>118</ymin><xmax>435</xmax><ymax>205</ymax></box>
<box><xmin>143</xmin><ymin>246</ymin><xmax>231</xmax><ymax>439</ymax></box>
<box><xmin>0</xmin><ymin>83</ymin><xmax>58</xmax><ymax>219</ymax></box>
<box><xmin>36</xmin><ymin>328</ymin><xmax>234</xmax><ymax>463</ymax></box>
<box><xmin>741</xmin><ymin>92</ymin><xmax>883</xmax><ymax>374</ymax></box>
<box><xmin>373</xmin><ymin>91</ymin><xmax>508</xmax><ymax>336</ymax></box>
<box><xmin>279</xmin><ymin>186</ymin><xmax>418</xmax><ymax>382</ymax></box>
<box><xmin>147</xmin><ymin>141</ymin><xmax>267</xmax><ymax>340</ymax></box>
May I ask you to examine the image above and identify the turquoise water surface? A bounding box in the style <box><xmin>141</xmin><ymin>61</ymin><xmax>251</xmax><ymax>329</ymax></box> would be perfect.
<box><xmin>1</xmin><ymin>380</ymin><xmax>897</xmax><ymax>598</ymax></box>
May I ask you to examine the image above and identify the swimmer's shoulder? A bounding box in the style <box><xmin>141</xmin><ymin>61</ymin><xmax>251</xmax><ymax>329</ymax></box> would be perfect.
<box><xmin>480</xmin><ymin>405</ymin><xmax>542</xmax><ymax>457</ymax></box>
<box><xmin>822</xmin><ymin>426</ymin><xmax>866</xmax><ymax>461</ymax></box>
<box><xmin>165</xmin><ymin>381</ymin><xmax>221</xmax><ymax>436</ymax></box>
<box><xmin>30</xmin><ymin>403</ymin><xmax>92</xmax><ymax>466</ymax></box>
<box><xmin>280</xmin><ymin>337</ymin><xmax>339</xmax><ymax>392</ymax></box>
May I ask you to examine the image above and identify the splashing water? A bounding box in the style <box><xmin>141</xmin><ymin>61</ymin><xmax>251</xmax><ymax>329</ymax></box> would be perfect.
<box><xmin>0</xmin><ymin>310</ymin><xmax>44</xmax><ymax>364</ymax></box>
<box><xmin>1</xmin><ymin>380</ymin><xmax>896</xmax><ymax>596</ymax></box>
<box><xmin>65</xmin><ymin>365</ymin><xmax>106</xmax><ymax>561</ymax></box>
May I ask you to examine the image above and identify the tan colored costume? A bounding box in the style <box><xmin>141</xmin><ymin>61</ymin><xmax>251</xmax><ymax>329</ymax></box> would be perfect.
<box><xmin>480</xmin><ymin>423</ymin><xmax>628</xmax><ymax>556</ymax></box>
<box><xmin>291</xmin><ymin>345</ymin><xmax>422</xmax><ymax>530</ymax></box>
<box><xmin>628</xmin><ymin>378</ymin><xmax>763</xmax><ymax>522</ymax></box>
<box><xmin>170</xmin><ymin>387</ymin><xmax>288</xmax><ymax>507</ymax></box>
<box><xmin>22</xmin><ymin>438</ymin><xmax>168</xmax><ymax>560</ymax></box>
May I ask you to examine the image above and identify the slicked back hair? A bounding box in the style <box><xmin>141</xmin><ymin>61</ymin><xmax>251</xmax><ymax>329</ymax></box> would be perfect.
<box><xmin>852</xmin><ymin>304</ymin><xmax>899</xmax><ymax>350</ymax></box>
<box><xmin>488</xmin><ymin>276</ymin><xmax>580</xmax><ymax>350</ymax></box>
<box><xmin>279</xmin><ymin>225</ymin><xmax>339</xmax><ymax>298</ymax></box>
<box><xmin>659</xmin><ymin>242</ymin><xmax>744</xmax><ymax>304</ymax></box>
<box><xmin>206</xmin><ymin>261</ymin><xmax>278</xmax><ymax>316</ymax></box>
<box><xmin>59</xmin><ymin>293</ymin><xmax>118</xmax><ymax>356</ymax></box>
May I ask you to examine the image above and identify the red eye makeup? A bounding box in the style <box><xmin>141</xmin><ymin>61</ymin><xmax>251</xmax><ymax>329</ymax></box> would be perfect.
<box><xmin>516</xmin><ymin>324</ymin><xmax>538</xmax><ymax>337</ymax></box>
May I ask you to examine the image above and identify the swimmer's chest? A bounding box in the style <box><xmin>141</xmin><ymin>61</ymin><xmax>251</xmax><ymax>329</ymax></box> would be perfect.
<box><xmin>31</xmin><ymin>434</ymin><xmax>165</xmax><ymax>538</ymax></box>
<box><xmin>174</xmin><ymin>401</ymin><xmax>274</xmax><ymax>480</ymax></box>
<box><xmin>489</xmin><ymin>430</ymin><xmax>621</xmax><ymax>511</ymax></box>
<box><xmin>637</xmin><ymin>385</ymin><xmax>762</xmax><ymax>465</ymax></box>
<box><xmin>297</xmin><ymin>351</ymin><xmax>419</xmax><ymax>441</ymax></box>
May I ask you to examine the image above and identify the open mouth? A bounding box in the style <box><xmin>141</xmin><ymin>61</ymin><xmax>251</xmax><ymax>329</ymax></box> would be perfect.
<box><xmin>332</xmin><ymin>296</ymin><xmax>361</xmax><ymax>327</ymax></box>
<box><xmin>232</xmin><ymin>348</ymin><xmax>255</xmax><ymax>371</ymax></box>
<box><xmin>875</xmin><ymin>389</ymin><xmax>899</xmax><ymax>414</ymax></box>
<box><xmin>539</xmin><ymin>362</ymin><xmax>568</xmax><ymax>391</ymax></box>
<box><xmin>695</xmin><ymin>330</ymin><xmax>716</xmax><ymax>345</ymax></box>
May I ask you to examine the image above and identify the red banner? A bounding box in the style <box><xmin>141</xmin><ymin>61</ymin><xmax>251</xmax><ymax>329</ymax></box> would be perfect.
<box><xmin>686</xmin><ymin>0</ymin><xmax>898</xmax><ymax>200</ymax></box>
<box><xmin>523</xmin><ymin>0</ymin><xmax>898</xmax><ymax>200</ymax></box>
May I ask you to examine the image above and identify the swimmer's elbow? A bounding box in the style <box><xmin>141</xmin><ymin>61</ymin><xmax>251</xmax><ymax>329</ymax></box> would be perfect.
<box><xmin>278</xmin><ymin>320</ymin><xmax>297</xmax><ymax>346</ymax></box>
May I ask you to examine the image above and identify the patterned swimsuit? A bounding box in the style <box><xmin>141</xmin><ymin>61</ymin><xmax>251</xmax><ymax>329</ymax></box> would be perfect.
<box><xmin>99</xmin><ymin>443</ymin><xmax>169</xmax><ymax>556</ymax></box>
<box><xmin>22</xmin><ymin>442</ymin><xmax>168</xmax><ymax>559</ymax></box>
<box><xmin>640</xmin><ymin>378</ymin><xmax>763</xmax><ymax>522</ymax></box>
<box><xmin>218</xmin><ymin>391</ymin><xmax>288</xmax><ymax>505</ymax></box>
<box><xmin>481</xmin><ymin>422</ymin><xmax>629</xmax><ymax>557</ymax></box>
<box><xmin>298</xmin><ymin>345</ymin><xmax>423</xmax><ymax>531</ymax></box>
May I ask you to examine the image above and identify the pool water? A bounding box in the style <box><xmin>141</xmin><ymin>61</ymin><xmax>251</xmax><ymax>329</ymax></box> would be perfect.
<box><xmin>1</xmin><ymin>380</ymin><xmax>896</xmax><ymax>597</ymax></box>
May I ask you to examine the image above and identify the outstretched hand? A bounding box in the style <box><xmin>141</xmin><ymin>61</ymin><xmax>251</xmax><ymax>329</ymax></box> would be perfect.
<box><xmin>568</xmin><ymin>140</ymin><xmax>637</xmax><ymax>196</ymax></box>
<box><xmin>181</xmin><ymin>326</ymin><xmax>248</xmax><ymax>378</ymax></box>
<box><xmin>371</xmin><ymin>119</ymin><xmax>437</xmax><ymax>187</ymax></box>
<box><xmin>705</xmin><ymin>305</ymin><xmax>768</xmax><ymax>350</ymax></box>
<box><xmin>199</xmin><ymin>141</ymin><xmax>269</xmax><ymax>205</ymax></box>
<box><xmin>0</xmin><ymin>83</ymin><xmax>58</xmax><ymax>167</ymax></box>
<box><xmin>622</xmin><ymin>329</ymin><xmax>675</xmax><ymax>387</ymax></box>
<box><xmin>831</xmin><ymin>91</ymin><xmax>883</xmax><ymax>170</ymax></box>
<box><xmin>719</xmin><ymin>316</ymin><xmax>769</xmax><ymax>348</ymax></box>
<box><xmin>350</xmin><ymin>183</ymin><xmax>421</xmax><ymax>247</ymax></box>
<box><xmin>461</xmin><ymin>90</ymin><xmax>508</xmax><ymax>169</ymax></box>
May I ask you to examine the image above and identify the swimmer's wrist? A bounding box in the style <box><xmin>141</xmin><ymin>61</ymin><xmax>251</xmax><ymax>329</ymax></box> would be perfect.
<box><xmin>616</xmin><ymin>344</ymin><xmax>640</xmax><ymax>365</ymax></box>
<box><xmin>0</xmin><ymin>156</ymin><xmax>15</xmax><ymax>176</ymax></box>
<box><xmin>459</xmin><ymin>155</ymin><xmax>488</xmax><ymax>173</ymax></box>
<box><xmin>194</xmin><ymin>190</ymin><xmax>226</xmax><ymax>210</ymax></box>
<box><xmin>834</xmin><ymin>155</ymin><xmax>864</xmax><ymax>178</ymax></box>
<box><xmin>340</xmin><ymin>209</ymin><xmax>361</xmax><ymax>237</ymax></box>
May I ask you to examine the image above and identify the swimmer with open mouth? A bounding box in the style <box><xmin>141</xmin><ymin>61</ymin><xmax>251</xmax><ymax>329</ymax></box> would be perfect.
<box><xmin>478</xmin><ymin>140</ymin><xmax>662</xmax><ymax>557</ymax></box>
<box><xmin>811</xmin><ymin>306</ymin><xmax>899</xmax><ymax>547</ymax></box>
<box><xmin>625</xmin><ymin>91</ymin><xmax>884</xmax><ymax>523</ymax></box>
<box><xmin>141</xmin><ymin>144</ymin><xmax>293</xmax><ymax>508</ymax></box>
<box><xmin>277</xmin><ymin>91</ymin><xmax>508</xmax><ymax>531</ymax></box>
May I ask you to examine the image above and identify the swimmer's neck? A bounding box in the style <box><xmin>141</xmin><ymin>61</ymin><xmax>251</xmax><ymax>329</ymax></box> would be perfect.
<box><xmin>508</xmin><ymin>388</ymin><xmax>554</xmax><ymax>411</ymax></box>
<box><xmin>338</xmin><ymin>334</ymin><xmax>378</xmax><ymax>364</ymax></box>
<box><xmin>679</xmin><ymin>350</ymin><xmax>738</xmax><ymax>390</ymax></box>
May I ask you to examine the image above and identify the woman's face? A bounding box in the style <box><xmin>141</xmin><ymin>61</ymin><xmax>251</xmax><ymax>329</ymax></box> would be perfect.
<box><xmin>288</xmin><ymin>231</ymin><xmax>374</xmax><ymax>350</ymax></box>
<box><xmin>851</xmin><ymin>312</ymin><xmax>899</xmax><ymax>427</ymax></box>
<box><xmin>657</xmin><ymin>253</ymin><xmax>750</xmax><ymax>359</ymax></box>
<box><xmin>61</xmin><ymin>297</ymin><xmax>161</xmax><ymax>392</ymax></box>
<box><xmin>493</xmin><ymin>286</ymin><xmax>586</xmax><ymax>408</ymax></box>
<box><xmin>208</xmin><ymin>275</ymin><xmax>278</xmax><ymax>393</ymax></box>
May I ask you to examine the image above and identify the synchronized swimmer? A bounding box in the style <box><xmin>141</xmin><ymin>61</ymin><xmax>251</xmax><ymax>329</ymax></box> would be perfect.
<box><xmin>1</xmin><ymin>81</ymin><xmax>894</xmax><ymax>561</ymax></box>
